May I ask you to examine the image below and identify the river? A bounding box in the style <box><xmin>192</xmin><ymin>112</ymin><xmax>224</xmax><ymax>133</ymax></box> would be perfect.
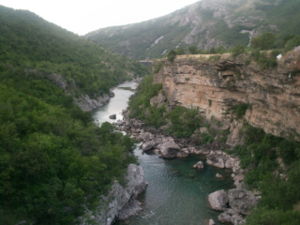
<box><xmin>94</xmin><ymin>81</ymin><xmax>233</xmax><ymax>225</ymax></box>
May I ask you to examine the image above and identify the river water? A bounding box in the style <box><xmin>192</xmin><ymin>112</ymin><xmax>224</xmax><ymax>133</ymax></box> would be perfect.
<box><xmin>94</xmin><ymin>81</ymin><xmax>233</xmax><ymax>225</ymax></box>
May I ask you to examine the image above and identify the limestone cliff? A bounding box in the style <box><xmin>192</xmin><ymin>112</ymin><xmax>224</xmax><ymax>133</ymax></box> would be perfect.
<box><xmin>153</xmin><ymin>47</ymin><xmax>300</xmax><ymax>143</ymax></box>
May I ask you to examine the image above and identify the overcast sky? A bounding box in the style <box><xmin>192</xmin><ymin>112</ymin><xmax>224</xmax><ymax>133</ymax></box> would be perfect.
<box><xmin>0</xmin><ymin>0</ymin><xmax>200</xmax><ymax>35</ymax></box>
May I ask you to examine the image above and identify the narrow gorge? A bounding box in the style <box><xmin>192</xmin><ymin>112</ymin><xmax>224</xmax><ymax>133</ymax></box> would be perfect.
<box><xmin>122</xmin><ymin>46</ymin><xmax>300</xmax><ymax>225</ymax></box>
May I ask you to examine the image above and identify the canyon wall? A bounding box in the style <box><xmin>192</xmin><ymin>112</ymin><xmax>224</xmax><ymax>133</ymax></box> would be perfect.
<box><xmin>154</xmin><ymin>48</ymin><xmax>300</xmax><ymax>142</ymax></box>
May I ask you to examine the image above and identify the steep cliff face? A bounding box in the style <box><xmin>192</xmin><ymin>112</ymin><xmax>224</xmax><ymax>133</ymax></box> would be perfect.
<box><xmin>154</xmin><ymin>48</ymin><xmax>300</xmax><ymax>142</ymax></box>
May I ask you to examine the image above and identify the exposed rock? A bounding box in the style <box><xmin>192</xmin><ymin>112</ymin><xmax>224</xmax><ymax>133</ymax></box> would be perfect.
<box><xmin>208</xmin><ymin>190</ymin><xmax>229</xmax><ymax>211</ymax></box>
<box><xmin>207</xmin><ymin>154</ymin><xmax>225</xmax><ymax>168</ymax></box>
<box><xmin>158</xmin><ymin>138</ymin><xmax>180</xmax><ymax>159</ymax></box>
<box><xmin>177</xmin><ymin>151</ymin><xmax>189</xmax><ymax>158</ymax></box>
<box><xmin>193</xmin><ymin>161</ymin><xmax>204</xmax><ymax>169</ymax></box>
<box><xmin>139</xmin><ymin>132</ymin><xmax>154</xmax><ymax>142</ymax></box>
<box><xmin>279</xmin><ymin>45</ymin><xmax>300</xmax><ymax>72</ymax></box>
<box><xmin>154</xmin><ymin>52</ymin><xmax>300</xmax><ymax>142</ymax></box>
<box><xmin>109</xmin><ymin>91</ymin><xmax>115</xmax><ymax>97</ymax></box>
<box><xmin>150</xmin><ymin>92</ymin><xmax>166</xmax><ymax>107</ymax></box>
<box><xmin>75</xmin><ymin>94</ymin><xmax>110</xmax><ymax>112</ymax></box>
<box><xmin>117</xmin><ymin>199</ymin><xmax>142</xmax><ymax>220</ymax></box>
<box><xmin>225</xmin><ymin>157</ymin><xmax>236</xmax><ymax>169</ymax></box>
<box><xmin>218</xmin><ymin>209</ymin><xmax>245</xmax><ymax>225</ymax></box>
<box><xmin>80</xmin><ymin>164</ymin><xmax>147</xmax><ymax>225</ymax></box>
<box><xmin>216</xmin><ymin>173</ymin><xmax>224</xmax><ymax>179</ymax></box>
<box><xmin>141</xmin><ymin>141</ymin><xmax>157</xmax><ymax>153</ymax></box>
<box><xmin>109</xmin><ymin>114</ymin><xmax>117</xmax><ymax>120</ymax></box>
<box><xmin>228</xmin><ymin>189</ymin><xmax>258</xmax><ymax>215</ymax></box>
<box><xmin>208</xmin><ymin>218</ymin><xmax>216</xmax><ymax>225</ymax></box>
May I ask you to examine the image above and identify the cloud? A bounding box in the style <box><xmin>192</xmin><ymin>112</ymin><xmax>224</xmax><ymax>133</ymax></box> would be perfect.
<box><xmin>0</xmin><ymin>0</ymin><xmax>199</xmax><ymax>35</ymax></box>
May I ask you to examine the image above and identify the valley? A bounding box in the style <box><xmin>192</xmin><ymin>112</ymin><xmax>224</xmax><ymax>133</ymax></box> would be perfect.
<box><xmin>0</xmin><ymin>0</ymin><xmax>300</xmax><ymax>225</ymax></box>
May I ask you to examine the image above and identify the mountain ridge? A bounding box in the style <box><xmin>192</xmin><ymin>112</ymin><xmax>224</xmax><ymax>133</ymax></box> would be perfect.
<box><xmin>86</xmin><ymin>0</ymin><xmax>300</xmax><ymax>59</ymax></box>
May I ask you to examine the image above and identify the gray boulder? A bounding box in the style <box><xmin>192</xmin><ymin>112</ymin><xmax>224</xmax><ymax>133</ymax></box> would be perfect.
<box><xmin>208</xmin><ymin>189</ymin><xmax>229</xmax><ymax>211</ymax></box>
<box><xmin>193</xmin><ymin>161</ymin><xmax>204</xmax><ymax>169</ymax></box>
<box><xmin>159</xmin><ymin>140</ymin><xmax>180</xmax><ymax>159</ymax></box>
<box><xmin>218</xmin><ymin>209</ymin><xmax>245</xmax><ymax>225</ymax></box>
<box><xmin>208</xmin><ymin>218</ymin><xmax>216</xmax><ymax>225</ymax></box>
<box><xmin>109</xmin><ymin>114</ymin><xmax>117</xmax><ymax>120</ymax></box>
<box><xmin>142</xmin><ymin>141</ymin><xmax>157</xmax><ymax>153</ymax></box>
<box><xmin>228</xmin><ymin>189</ymin><xmax>258</xmax><ymax>215</ymax></box>
<box><xmin>207</xmin><ymin>154</ymin><xmax>225</xmax><ymax>168</ymax></box>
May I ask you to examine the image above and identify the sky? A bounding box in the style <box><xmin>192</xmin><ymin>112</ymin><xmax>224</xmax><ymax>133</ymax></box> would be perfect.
<box><xmin>0</xmin><ymin>0</ymin><xmax>200</xmax><ymax>35</ymax></box>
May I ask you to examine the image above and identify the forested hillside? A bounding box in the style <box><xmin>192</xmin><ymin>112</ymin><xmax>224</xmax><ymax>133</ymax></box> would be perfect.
<box><xmin>0</xmin><ymin>5</ymin><xmax>144</xmax><ymax>225</ymax></box>
<box><xmin>0</xmin><ymin>6</ymin><xmax>146</xmax><ymax>96</ymax></box>
<box><xmin>86</xmin><ymin>0</ymin><xmax>300</xmax><ymax>59</ymax></box>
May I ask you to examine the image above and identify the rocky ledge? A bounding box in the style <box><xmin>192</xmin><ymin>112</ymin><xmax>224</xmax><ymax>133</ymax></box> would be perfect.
<box><xmin>116</xmin><ymin>117</ymin><xmax>260</xmax><ymax>225</ymax></box>
<box><xmin>208</xmin><ymin>189</ymin><xmax>259</xmax><ymax>225</ymax></box>
<box><xmin>80</xmin><ymin>164</ymin><xmax>148</xmax><ymax>225</ymax></box>
<box><xmin>75</xmin><ymin>92</ymin><xmax>114</xmax><ymax>112</ymax></box>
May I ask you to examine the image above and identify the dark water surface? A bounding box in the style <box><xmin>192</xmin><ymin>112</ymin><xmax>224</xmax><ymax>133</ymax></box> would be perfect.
<box><xmin>116</xmin><ymin>150</ymin><xmax>233</xmax><ymax>225</ymax></box>
<box><xmin>94</xmin><ymin>81</ymin><xmax>233</xmax><ymax>225</ymax></box>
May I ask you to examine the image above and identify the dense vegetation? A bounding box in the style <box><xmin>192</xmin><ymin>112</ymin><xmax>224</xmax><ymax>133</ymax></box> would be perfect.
<box><xmin>0</xmin><ymin>5</ymin><xmax>144</xmax><ymax>225</ymax></box>
<box><xmin>129</xmin><ymin>73</ymin><xmax>300</xmax><ymax>225</ymax></box>
<box><xmin>0</xmin><ymin>6</ymin><xmax>147</xmax><ymax>97</ymax></box>
<box><xmin>0</xmin><ymin>67</ymin><xmax>136</xmax><ymax>225</ymax></box>
<box><xmin>128</xmin><ymin>75</ymin><xmax>202</xmax><ymax>138</ymax></box>
<box><xmin>231</xmin><ymin>125</ymin><xmax>300</xmax><ymax>225</ymax></box>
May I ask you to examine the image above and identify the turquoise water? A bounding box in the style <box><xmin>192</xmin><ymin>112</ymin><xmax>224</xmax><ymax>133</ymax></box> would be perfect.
<box><xmin>94</xmin><ymin>81</ymin><xmax>233</xmax><ymax>225</ymax></box>
<box><xmin>93</xmin><ymin>81</ymin><xmax>137</xmax><ymax>125</ymax></box>
<box><xmin>116</xmin><ymin>150</ymin><xmax>233</xmax><ymax>225</ymax></box>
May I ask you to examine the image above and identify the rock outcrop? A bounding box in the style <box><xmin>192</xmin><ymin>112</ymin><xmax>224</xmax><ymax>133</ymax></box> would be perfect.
<box><xmin>80</xmin><ymin>164</ymin><xmax>147</xmax><ymax>225</ymax></box>
<box><xmin>208</xmin><ymin>188</ymin><xmax>259</xmax><ymax>225</ymax></box>
<box><xmin>193</xmin><ymin>161</ymin><xmax>204</xmax><ymax>169</ymax></box>
<box><xmin>154</xmin><ymin>48</ymin><xmax>300</xmax><ymax>142</ymax></box>
<box><xmin>75</xmin><ymin>94</ymin><xmax>111</xmax><ymax>112</ymax></box>
<box><xmin>158</xmin><ymin>139</ymin><xmax>180</xmax><ymax>159</ymax></box>
<box><xmin>208</xmin><ymin>190</ymin><xmax>229</xmax><ymax>211</ymax></box>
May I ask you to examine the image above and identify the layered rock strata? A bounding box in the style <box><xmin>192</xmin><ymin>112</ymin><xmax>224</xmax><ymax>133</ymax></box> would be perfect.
<box><xmin>154</xmin><ymin>48</ymin><xmax>300</xmax><ymax>142</ymax></box>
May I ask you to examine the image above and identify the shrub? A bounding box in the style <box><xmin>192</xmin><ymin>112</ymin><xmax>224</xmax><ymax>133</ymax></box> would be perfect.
<box><xmin>167</xmin><ymin>50</ymin><xmax>177</xmax><ymax>62</ymax></box>
<box><xmin>231</xmin><ymin>103</ymin><xmax>250</xmax><ymax>118</ymax></box>
<box><xmin>251</xmin><ymin>32</ymin><xmax>276</xmax><ymax>50</ymax></box>
<box><xmin>231</xmin><ymin>45</ymin><xmax>246</xmax><ymax>57</ymax></box>
<box><xmin>166</xmin><ymin>106</ymin><xmax>201</xmax><ymax>138</ymax></box>
<box><xmin>246</xmin><ymin>208</ymin><xmax>300</xmax><ymax>225</ymax></box>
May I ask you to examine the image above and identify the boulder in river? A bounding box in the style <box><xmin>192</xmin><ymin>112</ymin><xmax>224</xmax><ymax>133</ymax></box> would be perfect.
<box><xmin>207</xmin><ymin>154</ymin><xmax>225</xmax><ymax>168</ymax></box>
<box><xmin>216</xmin><ymin>173</ymin><xmax>224</xmax><ymax>179</ymax></box>
<box><xmin>109</xmin><ymin>114</ymin><xmax>117</xmax><ymax>120</ymax></box>
<box><xmin>208</xmin><ymin>189</ymin><xmax>229</xmax><ymax>211</ymax></box>
<box><xmin>159</xmin><ymin>139</ymin><xmax>180</xmax><ymax>159</ymax></box>
<box><xmin>193</xmin><ymin>161</ymin><xmax>204</xmax><ymax>169</ymax></box>
<box><xmin>142</xmin><ymin>140</ymin><xmax>157</xmax><ymax>153</ymax></box>
<box><xmin>208</xmin><ymin>218</ymin><xmax>216</xmax><ymax>225</ymax></box>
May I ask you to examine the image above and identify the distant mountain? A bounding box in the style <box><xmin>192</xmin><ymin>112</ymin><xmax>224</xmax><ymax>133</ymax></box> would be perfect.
<box><xmin>86</xmin><ymin>0</ymin><xmax>300</xmax><ymax>59</ymax></box>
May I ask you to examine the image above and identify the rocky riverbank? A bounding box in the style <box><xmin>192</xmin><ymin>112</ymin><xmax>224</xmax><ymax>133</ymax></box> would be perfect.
<box><xmin>80</xmin><ymin>164</ymin><xmax>148</xmax><ymax>225</ymax></box>
<box><xmin>116</xmin><ymin>116</ymin><xmax>260</xmax><ymax>225</ymax></box>
<box><xmin>75</xmin><ymin>91</ymin><xmax>114</xmax><ymax>112</ymax></box>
